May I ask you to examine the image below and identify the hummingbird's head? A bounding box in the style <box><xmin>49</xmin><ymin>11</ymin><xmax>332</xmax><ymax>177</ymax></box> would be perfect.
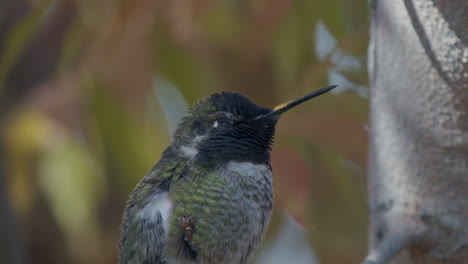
<box><xmin>172</xmin><ymin>86</ymin><xmax>336</xmax><ymax>165</ymax></box>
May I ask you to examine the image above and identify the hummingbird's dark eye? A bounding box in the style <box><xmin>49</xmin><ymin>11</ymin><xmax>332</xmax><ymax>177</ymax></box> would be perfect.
<box><xmin>214</xmin><ymin>120</ymin><xmax>232</xmax><ymax>128</ymax></box>
<box><xmin>210</xmin><ymin>112</ymin><xmax>235</xmax><ymax>128</ymax></box>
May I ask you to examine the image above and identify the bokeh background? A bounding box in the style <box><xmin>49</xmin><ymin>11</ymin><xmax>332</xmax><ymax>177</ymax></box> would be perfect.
<box><xmin>0</xmin><ymin>0</ymin><xmax>370</xmax><ymax>263</ymax></box>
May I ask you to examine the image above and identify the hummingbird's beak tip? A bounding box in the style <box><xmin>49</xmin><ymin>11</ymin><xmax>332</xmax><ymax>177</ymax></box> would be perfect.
<box><xmin>256</xmin><ymin>85</ymin><xmax>337</xmax><ymax>120</ymax></box>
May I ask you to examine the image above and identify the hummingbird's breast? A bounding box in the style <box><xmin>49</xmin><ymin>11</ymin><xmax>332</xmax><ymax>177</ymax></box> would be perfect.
<box><xmin>166</xmin><ymin>161</ymin><xmax>273</xmax><ymax>264</ymax></box>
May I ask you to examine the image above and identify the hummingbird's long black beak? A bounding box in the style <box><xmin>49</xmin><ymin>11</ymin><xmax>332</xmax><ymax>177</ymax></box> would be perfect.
<box><xmin>256</xmin><ymin>85</ymin><xmax>337</xmax><ymax>119</ymax></box>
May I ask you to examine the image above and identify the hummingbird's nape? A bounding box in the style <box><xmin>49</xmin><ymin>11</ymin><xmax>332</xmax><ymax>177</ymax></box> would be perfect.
<box><xmin>257</xmin><ymin>85</ymin><xmax>337</xmax><ymax>119</ymax></box>
<box><xmin>119</xmin><ymin>85</ymin><xmax>337</xmax><ymax>264</ymax></box>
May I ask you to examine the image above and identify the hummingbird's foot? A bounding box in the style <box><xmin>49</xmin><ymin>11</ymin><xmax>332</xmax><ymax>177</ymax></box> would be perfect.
<box><xmin>179</xmin><ymin>215</ymin><xmax>195</xmax><ymax>243</ymax></box>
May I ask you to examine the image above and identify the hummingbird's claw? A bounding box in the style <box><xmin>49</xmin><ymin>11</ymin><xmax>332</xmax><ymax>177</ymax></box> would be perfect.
<box><xmin>179</xmin><ymin>215</ymin><xmax>196</xmax><ymax>243</ymax></box>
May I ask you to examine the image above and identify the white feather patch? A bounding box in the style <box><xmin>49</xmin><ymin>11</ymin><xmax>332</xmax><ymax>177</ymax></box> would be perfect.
<box><xmin>178</xmin><ymin>135</ymin><xmax>207</xmax><ymax>158</ymax></box>
<box><xmin>225</xmin><ymin>161</ymin><xmax>269</xmax><ymax>176</ymax></box>
<box><xmin>180</xmin><ymin>146</ymin><xmax>198</xmax><ymax>158</ymax></box>
<box><xmin>138</xmin><ymin>193</ymin><xmax>172</xmax><ymax>233</ymax></box>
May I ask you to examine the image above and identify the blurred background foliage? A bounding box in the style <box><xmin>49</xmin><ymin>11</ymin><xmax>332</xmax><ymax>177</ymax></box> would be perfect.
<box><xmin>0</xmin><ymin>0</ymin><xmax>369</xmax><ymax>263</ymax></box>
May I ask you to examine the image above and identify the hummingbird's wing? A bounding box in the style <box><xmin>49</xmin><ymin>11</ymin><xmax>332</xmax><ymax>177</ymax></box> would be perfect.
<box><xmin>118</xmin><ymin>147</ymin><xmax>188</xmax><ymax>264</ymax></box>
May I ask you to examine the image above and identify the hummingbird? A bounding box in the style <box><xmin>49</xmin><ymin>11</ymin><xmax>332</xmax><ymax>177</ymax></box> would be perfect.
<box><xmin>119</xmin><ymin>85</ymin><xmax>336</xmax><ymax>264</ymax></box>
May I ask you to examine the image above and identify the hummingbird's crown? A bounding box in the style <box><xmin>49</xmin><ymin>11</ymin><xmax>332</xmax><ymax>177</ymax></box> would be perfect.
<box><xmin>190</xmin><ymin>91</ymin><xmax>270</xmax><ymax>119</ymax></box>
